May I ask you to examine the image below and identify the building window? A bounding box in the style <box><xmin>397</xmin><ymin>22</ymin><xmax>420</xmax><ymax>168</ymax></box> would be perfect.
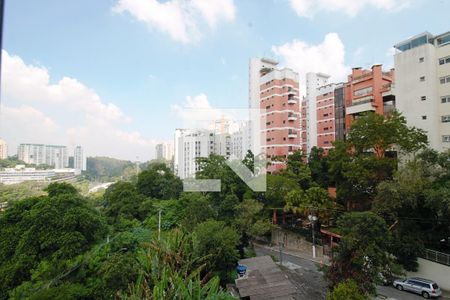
<box><xmin>421</xmin><ymin>96</ymin><xmax>426</xmax><ymax>101</ymax></box>
<box><xmin>420</xmin><ymin>76</ymin><xmax>425</xmax><ymax>82</ymax></box>
<box><xmin>442</xmin><ymin>115</ymin><xmax>450</xmax><ymax>123</ymax></box>
<box><xmin>422</xmin><ymin>115</ymin><xmax>427</xmax><ymax>120</ymax></box>
<box><xmin>440</xmin><ymin>75</ymin><xmax>450</xmax><ymax>84</ymax></box>
<box><xmin>442</xmin><ymin>95</ymin><xmax>450</xmax><ymax>103</ymax></box>
<box><xmin>443</xmin><ymin>135</ymin><xmax>450</xmax><ymax>143</ymax></box>
<box><xmin>439</xmin><ymin>56</ymin><xmax>450</xmax><ymax>65</ymax></box>
<box><xmin>354</xmin><ymin>86</ymin><xmax>373</xmax><ymax>97</ymax></box>
<box><xmin>419</xmin><ymin>57</ymin><xmax>424</xmax><ymax>63</ymax></box>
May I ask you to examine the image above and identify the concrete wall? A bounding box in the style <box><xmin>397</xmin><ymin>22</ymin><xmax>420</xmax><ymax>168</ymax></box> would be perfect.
<box><xmin>406</xmin><ymin>258</ymin><xmax>450</xmax><ymax>291</ymax></box>
<box><xmin>271</xmin><ymin>228</ymin><xmax>324</xmax><ymax>258</ymax></box>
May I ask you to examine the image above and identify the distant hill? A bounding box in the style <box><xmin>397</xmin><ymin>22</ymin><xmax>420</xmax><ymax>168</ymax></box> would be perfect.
<box><xmin>85</xmin><ymin>156</ymin><xmax>136</xmax><ymax>182</ymax></box>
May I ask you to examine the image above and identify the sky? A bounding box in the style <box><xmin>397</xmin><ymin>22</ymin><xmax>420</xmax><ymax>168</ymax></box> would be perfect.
<box><xmin>0</xmin><ymin>0</ymin><xmax>449</xmax><ymax>161</ymax></box>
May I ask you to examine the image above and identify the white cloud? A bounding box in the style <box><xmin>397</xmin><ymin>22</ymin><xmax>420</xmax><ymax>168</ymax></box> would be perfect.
<box><xmin>2</xmin><ymin>50</ymin><xmax>129</xmax><ymax>123</ymax></box>
<box><xmin>1</xmin><ymin>105</ymin><xmax>59</xmax><ymax>145</ymax></box>
<box><xmin>272</xmin><ymin>33</ymin><xmax>349</xmax><ymax>95</ymax></box>
<box><xmin>386</xmin><ymin>47</ymin><xmax>397</xmax><ymax>57</ymax></box>
<box><xmin>112</xmin><ymin>0</ymin><xmax>236</xmax><ymax>43</ymax></box>
<box><xmin>0</xmin><ymin>51</ymin><xmax>158</xmax><ymax>160</ymax></box>
<box><xmin>66</xmin><ymin>118</ymin><xmax>158</xmax><ymax>160</ymax></box>
<box><xmin>289</xmin><ymin>0</ymin><xmax>411</xmax><ymax>17</ymax></box>
<box><xmin>171</xmin><ymin>93</ymin><xmax>224</xmax><ymax>129</ymax></box>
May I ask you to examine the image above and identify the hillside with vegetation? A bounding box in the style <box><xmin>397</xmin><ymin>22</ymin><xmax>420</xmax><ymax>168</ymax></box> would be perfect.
<box><xmin>0</xmin><ymin>112</ymin><xmax>449</xmax><ymax>299</ymax></box>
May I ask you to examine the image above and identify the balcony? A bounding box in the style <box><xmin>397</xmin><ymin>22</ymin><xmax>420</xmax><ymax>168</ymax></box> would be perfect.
<box><xmin>288</xmin><ymin>113</ymin><xmax>297</xmax><ymax>121</ymax></box>
<box><xmin>288</xmin><ymin>130</ymin><xmax>297</xmax><ymax>138</ymax></box>
<box><xmin>287</xmin><ymin>94</ymin><xmax>297</xmax><ymax>104</ymax></box>
<box><xmin>346</xmin><ymin>98</ymin><xmax>375</xmax><ymax>115</ymax></box>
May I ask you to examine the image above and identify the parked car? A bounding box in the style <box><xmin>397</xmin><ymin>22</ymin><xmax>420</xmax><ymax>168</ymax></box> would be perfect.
<box><xmin>393</xmin><ymin>277</ymin><xmax>442</xmax><ymax>298</ymax></box>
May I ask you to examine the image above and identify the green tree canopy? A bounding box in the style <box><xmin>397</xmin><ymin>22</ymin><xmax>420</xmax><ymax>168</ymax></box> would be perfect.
<box><xmin>136</xmin><ymin>163</ymin><xmax>182</xmax><ymax>199</ymax></box>
<box><xmin>193</xmin><ymin>220</ymin><xmax>239</xmax><ymax>281</ymax></box>
<box><xmin>347</xmin><ymin>111</ymin><xmax>428</xmax><ymax>158</ymax></box>
<box><xmin>327</xmin><ymin>279</ymin><xmax>367</xmax><ymax>300</ymax></box>
<box><xmin>0</xmin><ymin>183</ymin><xmax>107</xmax><ymax>299</ymax></box>
<box><xmin>325</xmin><ymin>212</ymin><xmax>393</xmax><ymax>294</ymax></box>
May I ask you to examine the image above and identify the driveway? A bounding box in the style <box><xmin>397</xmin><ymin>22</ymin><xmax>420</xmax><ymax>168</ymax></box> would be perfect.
<box><xmin>254</xmin><ymin>245</ymin><xmax>430</xmax><ymax>300</ymax></box>
<box><xmin>254</xmin><ymin>245</ymin><xmax>327</xmax><ymax>300</ymax></box>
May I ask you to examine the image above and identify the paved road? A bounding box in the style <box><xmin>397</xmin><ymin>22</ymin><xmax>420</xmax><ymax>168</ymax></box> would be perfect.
<box><xmin>377</xmin><ymin>285</ymin><xmax>426</xmax><ymax>300</ymax></box>
<box><xmin>254</xmin><ymin>245</ymin><xmax>320</xmax><ymax>271</ymax></box>
<box><xmin>255</xmin><ymin>245</ymin><xmax>428</xmax><ymax>300</ymax></box>
<box><xmin>255</xmin><ymin>245</ymin><xmax>327</xmax><ymax>300</ymax></box>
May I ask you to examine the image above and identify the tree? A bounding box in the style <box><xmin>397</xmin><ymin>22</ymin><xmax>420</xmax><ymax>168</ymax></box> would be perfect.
<box><xmin>284</xmin><ymin>187</ymin><xmax>334</xmax><ymax>223</ymax></box>
<box><xmin>283</xmin><ymin>151</ymin><xmax>312</xmax><ymax>189</ymax></box>
<box><xmin>327</xmin><ymin>279</ymin><xmax>367</xmax><ymax>300</ymax></box>
<box><xmin>193</xmin><ymin>220</ymin><xmax>239</xmax><ymax>281</ymax></box>
<box><xmin>124</xmin><ymin>229</ymin><xmax>234</xmax><ymax>299</ymax></box>
<box><xmin>103</xmin><ymin>181</ymin><xmax>148</xmax><ymax>225</ymax></box>
<box><xmin>179</xmin><ymin>193</ymin><xmax>216</xmax><ymax>231</ymax></box>
<box><xmin>0</xmin><ymin>183</ymin><xmax>107</xmax><ymax>299</ymax></box>
<box><xmin>264</xmin><ymin>174</ymin><xmax>300</xmax><ymax>208</ymax></box>
<box><xmin>137</xmin><ymin>163</ymin><xmax>182</xmax><ymax>199</ymax></box>
<box><xmin>196</xmin><ymin>154</ymin><xmax>248</xmax><ymax>201</ymax></box>
<box><xmin>373</xmin><ymin>149</ymin><xmax>450</xmax><ymax>270</ymax></box>
<box><xmin>309</xmin><ymin>146</ymin><xmax>330</xmax><ymax>188</ymax></box>
<box><xmin>347</xmin><ymin>111</ymin><xmax>428</xmax><ymax>158</ymax></box>
<box><xmin>235</xmin><ymin>199</ymin><xmax>272</xmax><ymax>251</ymax></box>
<box><xmin>325</xmin><ymin>212</ymin><xmax>393</xmax><ymax>294</ymax></box>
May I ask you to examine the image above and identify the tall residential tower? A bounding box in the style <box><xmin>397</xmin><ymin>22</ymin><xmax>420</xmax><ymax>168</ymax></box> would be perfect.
<box><xmin>394</xmin><ymin>31</ymin><xmax>450</xmax><ymax>151</ymax></box>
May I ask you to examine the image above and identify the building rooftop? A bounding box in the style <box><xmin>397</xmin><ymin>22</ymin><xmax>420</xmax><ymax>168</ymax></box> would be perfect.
<box><xmin>394</xmin><ymin>30</ymin><xmax>450</xmax><ymax>51</ymax></box>
<box><xmin>235</xmin><ymin>256</ymin><xmax>298</xmax><ymax>299</ymax></box>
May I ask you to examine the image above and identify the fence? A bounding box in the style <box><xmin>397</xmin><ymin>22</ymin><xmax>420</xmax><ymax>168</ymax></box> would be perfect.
<box><xmin>421</xmin><ymin>248</ymin><xmax>450</xmax><ymax>266</ymax></box>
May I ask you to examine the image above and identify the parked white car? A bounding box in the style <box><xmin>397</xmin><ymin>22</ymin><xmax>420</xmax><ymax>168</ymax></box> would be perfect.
<box><xmin>393</xmin><ymin>277</ymin><xmax>442</xmax><ymax>298</ymax></box>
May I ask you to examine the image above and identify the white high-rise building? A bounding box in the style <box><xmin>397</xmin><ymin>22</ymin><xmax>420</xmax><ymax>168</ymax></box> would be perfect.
<box><xmin>0</xmin><ymin>139</ymin><xmax>8</xmax><ymax>159</ymax></box>
<box><xmin>174</xmin><ymin>123</ymin><xmax>249</xmax><ymax>179</ymax></box>
<box><xmin>305</xmin><ymin>72</ymin><xmax>330</xmax><ymax>153</ymax></box>
<box><xmin>394</xmin><ymin>31</ymin><xmax>450</xmax><ymax>152</ymax></box>
<box><xmin>155</xmin><ymin>142</ymin><xmax>173</xmax><ymax>161</ymax></box>
<box><xmin>248</xmin><ymin>58</ymin><xmax>279</xmax><ymax>153</ymax></box>
<box><xmin>175</xmin><ymin>129</ymin><xmax>216</xmax><ymax>179</ymax></box>
<box><xmin>18</xmin><ymin>144</ymin><xmax>68</xmax><ymax>169</ymax></box>
<box><xmin>74</xmin><ymin>146</ymin><xmax>86</xmax><ymax>172</ymax></box>
<box><xmin>249</xmin><ymin>58</ymin><xmax>279</xmax><ymax>110</ymax></box>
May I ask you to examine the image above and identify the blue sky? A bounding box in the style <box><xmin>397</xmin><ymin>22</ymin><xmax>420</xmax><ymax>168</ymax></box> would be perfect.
<box><xmin>1</xmin><ymin>0</ymin><xmax>449</xmax><ymax>160</ymax></box>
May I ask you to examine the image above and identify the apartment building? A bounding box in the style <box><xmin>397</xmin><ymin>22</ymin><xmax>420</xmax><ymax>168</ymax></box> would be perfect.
<box><xmin>344</xmin><ymin>65</ymin><xmax>395</xmax><ymax>130</ymax></box>
<box><xmin>18</xmin><ymin>144</ymin><xmax>68</xmax><ymax>169</ymax></box>
<box><xmin>0</xmin><ymin>139</ymin><xmax>7</xmax><ymax>159</ymax></box>
<box><xmin>155</xmin><ymin>142</ymin><xmax>173</xmax><ymax>161</ymax></box>
<box><xmin>394</xmin><ymin>31</ymin><xmax>450</xmax><ymax>151</ymax></box>
<box><xmin>0</xmin><ymin>165</ymin><xmax>76</xmax><ymax>185</ymax></box>
<box><xmin>74</xmin><ymin>146</ymin><xmax>86</xmax><ymax>173</ymax></box>
<box><xmin>308</xmin><ymin>65</ymin><xmax>394</xmax><ymax>153</ymax></box>
<box><xmin>305</xmin><ymin>72</ymin><xmax>330</xmax><ymax>153</ymax></box>
<box><xmin>259</xmin><ymin>66</ymin><xmax>301</xmax><ymax>173</ymax></box>
<box><xmin>300</xmin><ymin>97</ymin><xmax>308</xmax><ymax>154</ymax></box>
<box><xmin>316</xmin><ymin>83</ymin><xmax>345</xmax><ymax>152</ymax></box>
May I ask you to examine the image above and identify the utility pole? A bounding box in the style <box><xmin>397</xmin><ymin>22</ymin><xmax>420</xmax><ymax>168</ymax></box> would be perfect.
<box><xmin>279</xmin><ymin>242</ymin><xmax>284</xmax><ymax>265</ymax></box>
<box><xmin>308</xmin><ymin>214</ymin><xmax>318</xmax><ymax>258</ymax></box>
<box><xmin>158</xmin><ymin>209</ymin><xmax>162</xmax><ymax>241</ymax></box>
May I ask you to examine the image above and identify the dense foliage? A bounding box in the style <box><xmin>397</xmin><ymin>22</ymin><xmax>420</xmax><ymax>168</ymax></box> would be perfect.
<box><xmin>85</xmin><ymin>157</ymin><xmax>136</xmax><ymax>182</ymax></box>
<box><xmin>0</xmin><ymin>111</ymin><xmax>448</xmax><ymax>299</ymax></box>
